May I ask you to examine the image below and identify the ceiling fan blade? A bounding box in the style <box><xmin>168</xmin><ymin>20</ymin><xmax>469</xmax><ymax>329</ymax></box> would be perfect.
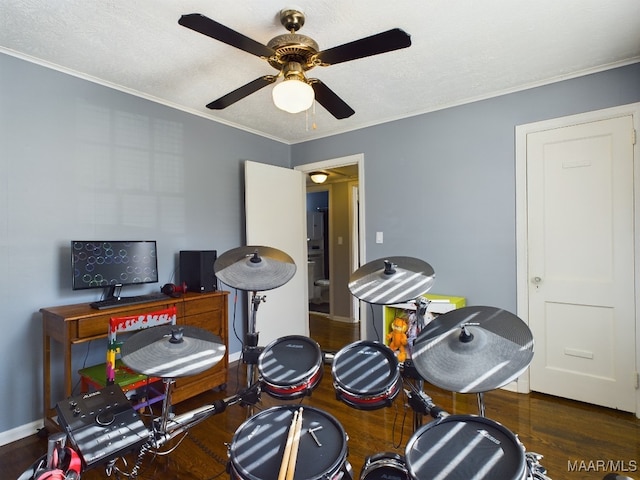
<box><xmin>207</xmin><ymin>76</ymin><xmax>276</xmax><ymax>110</ymax></box>
<box><xmin>179</xmin><ymin>13</ymin><xmax>274</xmax><ymax>58</ymax></box>
<box><xmin>317</xmin><ymin>28</ymin><xmax>411</xmax><ymax>66</ymax></box>
<box><xmin>310</xmin><ymin>80</ymin><xmax>355</xmax><ymax>119</ymax></box>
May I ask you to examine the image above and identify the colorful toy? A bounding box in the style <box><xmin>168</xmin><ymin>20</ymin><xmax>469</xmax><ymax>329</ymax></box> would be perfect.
<box><xmin>387</xmin><ymin>317</ymin><xmax>409</xmax><ymax>362</ymax></box>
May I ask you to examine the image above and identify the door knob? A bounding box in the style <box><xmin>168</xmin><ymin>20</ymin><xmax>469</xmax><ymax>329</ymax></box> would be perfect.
<box><xmin>532</xmin><ymin>276</ymin><xmax>542</xmax><ymax>284</ymax></box>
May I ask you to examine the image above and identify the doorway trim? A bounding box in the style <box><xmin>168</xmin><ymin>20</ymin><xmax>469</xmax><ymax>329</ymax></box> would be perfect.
<box><xmin>295</xmin><ymin>153</ymin><xmax>367</xmax><ymax>340</ymax></box>
<box><xmin>515</xmin><ymin>102</ymin><xmax>640</xmax><ymax>415</ymax></box>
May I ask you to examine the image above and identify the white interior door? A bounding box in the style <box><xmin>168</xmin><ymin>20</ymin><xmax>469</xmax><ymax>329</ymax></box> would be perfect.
<box><xmin>526</xmin><ymin>115</ymin><xmax>636</xmax><ymax>412</ymax></box>
<box><xmin>245</xmin><ymin>161</ymin><xmax>309</xmax><ymax>347</ymax></box>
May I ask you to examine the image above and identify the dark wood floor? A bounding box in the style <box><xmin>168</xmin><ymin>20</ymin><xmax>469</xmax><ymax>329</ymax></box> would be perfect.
<box><xmin>4</xmin><ymin>315</ymin><xmax>639</xmax><ymax>479</ymax></box>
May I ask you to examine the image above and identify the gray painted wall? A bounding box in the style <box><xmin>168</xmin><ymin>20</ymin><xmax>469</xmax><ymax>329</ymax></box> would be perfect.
<box><xmin>0</xmin><ymin>53</ymin><xmax>289</xmax><ymax>434</ymax></box>
<box><xmin>292</xmin><ymin>63</ymin><xmax>640</xmax><ymax>320</ymax></box>
<box><xmin>1</xmin><ymin>50</ymin><xmax>639</xmax><ymax>436</ymax></box>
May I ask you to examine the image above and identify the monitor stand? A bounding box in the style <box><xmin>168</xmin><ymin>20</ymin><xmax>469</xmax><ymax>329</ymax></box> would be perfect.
<box><xmin>104</xmin><ymin>284</ymin><xmax>124</xmax><ymax>300</ymax></box>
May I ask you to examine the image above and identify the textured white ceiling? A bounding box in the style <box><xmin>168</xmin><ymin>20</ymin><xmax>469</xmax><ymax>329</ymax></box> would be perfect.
<box><xmin>1</xmin><ymin>0</ymin><xmax>639</xmax><ymax>144</ymax></box>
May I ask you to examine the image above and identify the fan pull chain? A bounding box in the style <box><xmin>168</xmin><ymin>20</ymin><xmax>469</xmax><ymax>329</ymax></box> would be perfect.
<box><xmin>305</xmin><ymin>100</ymin><xmax>317</xmax><ymax>132</ymax></box>
<box><xmin>312</xmin><ymin>100</ymin><xmax>317</xmax><ymax>129</ymax></box>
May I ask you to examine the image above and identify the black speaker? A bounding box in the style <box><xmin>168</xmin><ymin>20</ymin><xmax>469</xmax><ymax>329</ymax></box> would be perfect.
<box><xmin>179</xmin><ymin>250</ymin><xmax>217</xmax><ymax>292</ymax></box>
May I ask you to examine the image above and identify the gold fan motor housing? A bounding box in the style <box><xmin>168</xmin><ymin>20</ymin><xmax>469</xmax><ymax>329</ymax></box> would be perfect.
<box><xmin>266</xmin><ymin>9</ymin><xmax>321</xmax><ymax>71</ymax></box>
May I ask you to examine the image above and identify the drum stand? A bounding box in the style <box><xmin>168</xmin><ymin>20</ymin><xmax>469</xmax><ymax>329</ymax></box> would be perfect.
<box><xmin>476</xmin><ymin>392</ymin><xmax>486</xmax><ymax>417</ymax></box>
<box><xmin>242</xmin><ymin>291</ymin><xmax>266</xmax><ymax>415</ymax></box>
<box><xmin>158</xmin><ymin>378</ymin><xmax>176</xmax><ymax>433</ymax></box>
<box><xmin>143</xmin><ymin>298</ymin><xmax>265</xmax><ymax>432</ymax></box>
<box><xmin>405</xmin><ymin>297</ymin><xmax>429</xmax><ymax>431</ymax></box>
<box><xmin>212</xmin><ymin>246</ymin><xmax>296</xmax><ymax>416</ymax></box>
<box><xmin>152</xmin><ymin>379</ymin><xmax>260</xmax><ymax>444</ymax></box>
<box><xmin>346</xmin><ymin>256</ymin><xmax>436</xmax><ymax>432</ymax></box>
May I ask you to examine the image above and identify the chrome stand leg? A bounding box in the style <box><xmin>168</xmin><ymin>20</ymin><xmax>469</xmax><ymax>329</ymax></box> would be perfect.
<box><xmin>477</xmin><ymin>392</ymin><xmax>486</xmax><ymax>417</ymax></box>
<box><xmin>413</xmin><ymin>379</ymin><xmax>424</xmax><ymax>431</ymax></box>
<box><xmin>159</xmin><ymin>378</ymin><xmax>176</xmax><ymax>433</ymax></box>
<box><xmin>245</xmin><ymin>291</ymin><xmax>265</xmax><ymax>418</ymax></box>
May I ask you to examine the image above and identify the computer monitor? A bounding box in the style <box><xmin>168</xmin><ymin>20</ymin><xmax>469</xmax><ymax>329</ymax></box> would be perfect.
<box><xmin>71</xmin><ymin>241</ymin><xmax>158</xmax><ymax>298</ymax></box>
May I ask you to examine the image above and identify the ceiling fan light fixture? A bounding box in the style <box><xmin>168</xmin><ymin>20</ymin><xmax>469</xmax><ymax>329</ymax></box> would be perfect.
<box><xmin>272</xmin><ymin>78</ymin><xmax>314</xmax><ymax>114</ymax></box>
<box><xmin>309</xmin><ymin>171</ymin><xmax>328</xmax><ymax>184</ymax></box>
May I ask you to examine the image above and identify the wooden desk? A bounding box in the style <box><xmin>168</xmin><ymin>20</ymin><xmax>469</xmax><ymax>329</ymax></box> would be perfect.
<box><xmin>41</xmin><ymin>291</ymin><xmax>229</xmax><ymax>431</ymax></box>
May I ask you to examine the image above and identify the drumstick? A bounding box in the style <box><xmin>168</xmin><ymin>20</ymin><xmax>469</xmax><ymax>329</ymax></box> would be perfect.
<box><xmin>286</xmin><ymin>407</ymin><xmax>304</xmax><ymax>480</ymax></box>
<box><xmin>277</xmin><ymin>410</ymin><xmax>298</xmax><ymax>480</ymax></box>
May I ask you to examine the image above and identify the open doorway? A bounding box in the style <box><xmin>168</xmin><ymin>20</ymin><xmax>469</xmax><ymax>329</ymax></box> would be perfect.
<box><xmin>295</xmin><ymin>154</ymin><xmax>367</xmax><ymax>345</ymax></box>
<box><xmin>307</xmin><ymin>189</ymin><xmax>330</xmax><ymax>315</ymax></box>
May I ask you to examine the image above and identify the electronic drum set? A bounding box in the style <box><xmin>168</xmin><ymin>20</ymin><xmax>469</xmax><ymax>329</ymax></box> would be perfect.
<box><xmin>21</xmin><ymin>246</ymin><xmax>551</xmax><ymax>480</ymax></box>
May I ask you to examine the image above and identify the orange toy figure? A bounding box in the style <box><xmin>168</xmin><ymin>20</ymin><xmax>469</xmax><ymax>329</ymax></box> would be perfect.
<box><xmin>387</xmin><ymin>317</ymin><xmax>409</xmax><ymax>362</ymax></box>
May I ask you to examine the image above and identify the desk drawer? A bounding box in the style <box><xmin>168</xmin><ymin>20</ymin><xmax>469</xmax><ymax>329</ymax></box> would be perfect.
<box><xmin>183</xmin><ymin>312</ymin><xmax>223</xmax><ymax>337</ymax></box>
<box><xmin>183</xmin><ymin>294</ymin><xmax>224</xmax><ymax>316</ymax></box>
<box><xmin>77</xmin><ymin>315</ymin><xmax>111</xmax><ymax>339</ymax></box>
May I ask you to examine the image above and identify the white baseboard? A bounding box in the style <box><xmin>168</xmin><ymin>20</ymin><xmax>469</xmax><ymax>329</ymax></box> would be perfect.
<box><xmin>0</xmin><ymin>419</ymin><xmax>42</xmax><ymax>447</ymax></box>
<box><xmin>500</xmin><ymin>381</ymin><xmax>519</xmax><ymax>393</ymax></box>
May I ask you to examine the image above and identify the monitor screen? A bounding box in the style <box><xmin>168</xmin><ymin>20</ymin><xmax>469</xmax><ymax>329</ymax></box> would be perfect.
<box><xmin>71</xmin><ymin>241</ymin><xmax>158</xmax><ymax>291</ymax></box>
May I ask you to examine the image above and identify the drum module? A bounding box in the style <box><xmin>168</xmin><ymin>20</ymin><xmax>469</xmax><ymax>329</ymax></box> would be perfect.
<box><xmin>55</xmin><ymin>384</ymin><xmax>149</xmax><ymax>468</ymax></box>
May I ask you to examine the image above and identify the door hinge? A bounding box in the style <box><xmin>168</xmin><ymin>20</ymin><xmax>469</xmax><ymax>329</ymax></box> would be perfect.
<box><xmin>633</xmin><ymin>129</ymin><xmax>637</xmax><ymax>145</ymax></box>
<box><xmin>635</xmin><ymin>372</ymin><xmax>639</xmax><ymax>390</ymax></box>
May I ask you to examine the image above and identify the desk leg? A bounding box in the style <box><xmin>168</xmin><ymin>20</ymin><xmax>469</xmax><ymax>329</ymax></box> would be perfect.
<box><xmin>43</xmin><ymin>324</ymin><xmax>73</xmax><ymax>431</ymax></box>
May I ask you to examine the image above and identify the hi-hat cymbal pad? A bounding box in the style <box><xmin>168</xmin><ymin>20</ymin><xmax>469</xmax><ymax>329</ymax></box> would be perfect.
<box><xmin>214</xmin><ymin>245</ymin><xmax>296</xmax><ymax>291</ymax></box>
<box><xmin>348</xmin><ymin>256</ymin><xmax>435</xmax><ymax>305</ymax></box>
<box><xmin>411</xmin><ymin>306</ymin><xmax>534</xmax><ymax>393</ymax></box>
<box><xmin>121</xmin><ymin>325</ymin><xmax>226</xmax><ymax>378</ymax></box>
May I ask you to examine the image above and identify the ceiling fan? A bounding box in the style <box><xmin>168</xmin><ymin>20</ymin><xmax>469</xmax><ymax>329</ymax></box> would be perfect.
<box><xmin>178</xmin><ymin>8</ymin><xmax>411</xmax><ymax>119</ymax></box>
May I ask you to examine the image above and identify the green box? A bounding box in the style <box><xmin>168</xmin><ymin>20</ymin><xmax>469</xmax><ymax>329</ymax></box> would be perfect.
<box><xmin>383</xmin><ymin>294</ymin><xmax>466</xmax><ymax>361</ymax></box>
